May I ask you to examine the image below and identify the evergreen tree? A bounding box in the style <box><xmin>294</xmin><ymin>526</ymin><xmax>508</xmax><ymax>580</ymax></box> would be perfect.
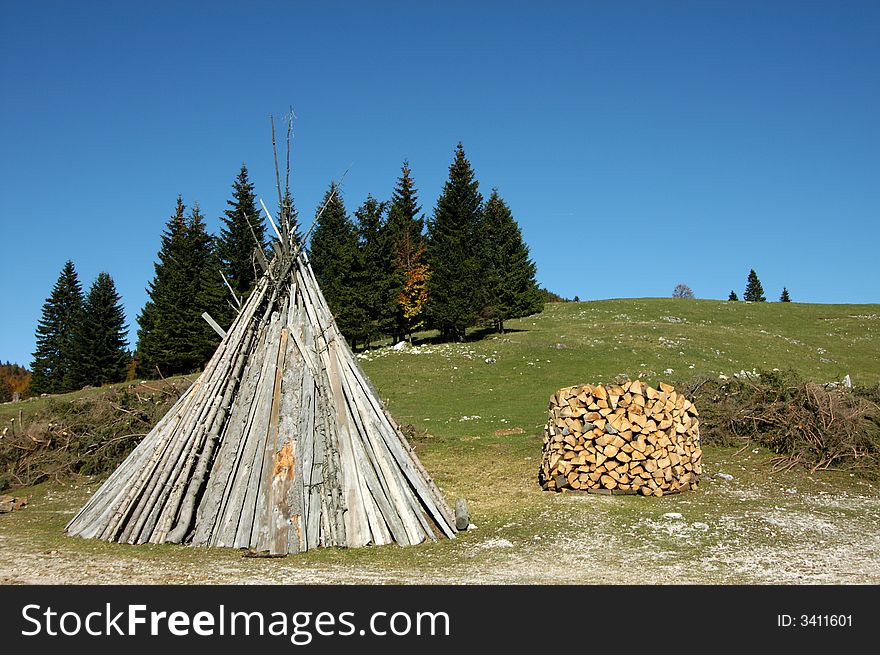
<box><xmin>308</xmin><ymin>183</ymin><xmax>367</xmax><ymax>345</ymax></box>
<box><xmin>780</xmin><ymin>287</ymin><xmax>791</xmax><ymax>302</ymax></box>
<box><xmin>728</xmin><ymin>290</ymin><xmax>739</xmax><ymax>301</ymax></box>
<box><xmin>137</xmin><ymin>198</ymin><xmax>227</xmax><ymax>377</ymax></box>
<box><xmin>30</xmin><ymin>260</ymin><xmax>84</xmax><ymax>394</ymax></box>
<box><xmin>540</xmin><ymin>288</ymin><xmax>570</xmax><ymax>303</ymax></box>
<box><xmin>217</xmin><ymin>164</ymin><xmax>266</xmax><ymax>306</ymax></box>
<box><xmin>280</xmin><ymin>188</ymin><xmax>303</xmax><ymax>251</ymax></box>
<box><xmin>743</xmin><ymin>269</ymin><xmax>766</xmax><ymax>302</ymax></box>
<box><xmin>355</xmin><ymin>195</ymin><xmax>395</xmax><ymax>346</ymax></box>
<box><xmin>70</xmin><ymin>272</ymin><xmax>130</xmax><ymax>387</ymax></box>
<box><xmin>479</xmin><ymin>189</ymin><xmax>543</xmax><ymax>332</ymax></box>
<box><xmin>386</xmin><ymin>161</ymin><xmax>427</xmax><ymax>341</ymax></box>
<box><xmin>427</xmin><ymin>143</ymin><xmax>484</xmax><ymax>341</ymax></box>
<box><xmin>188</xmin><ymin>204</ymin><xmax>229</xmax><ymax>364</ymax></box>
<box><xmin>137</xmin><ymin>197</ymin><xmax>188</xmax><ymax>377</ymax></box>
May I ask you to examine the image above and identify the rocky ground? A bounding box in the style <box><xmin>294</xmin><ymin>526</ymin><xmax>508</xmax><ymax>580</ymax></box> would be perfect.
<box><xmin>1</xmin><ymin>447</ymin><xmax>878</xmax><ymax>585</ymax></box>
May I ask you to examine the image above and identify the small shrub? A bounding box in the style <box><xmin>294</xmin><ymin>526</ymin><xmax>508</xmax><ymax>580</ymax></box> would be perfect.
<box><xmin>672</xmin><ymin>283</ymin><xmax>695</xmax><ymax>299</ymax></box>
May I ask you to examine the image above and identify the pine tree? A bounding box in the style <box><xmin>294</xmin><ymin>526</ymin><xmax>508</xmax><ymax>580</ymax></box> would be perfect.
<box><xmin>137</xmin><ymin>197</ymin><xmax>228</xmax><ymax>377</ymax></box>
<box><xmin>780</xmin><ymin>287</ymin><xmax>791</xmax><ymax>302</ymax></box>
<box><xmin>279</xmin><ymin>188</ymin><xmax>303</xmax><ymax>251</ymax></box>
<box><xmin>309</xmin><ymin>183</ymin><xmax>367</xmax><ymax>345</ymax></box>
<box><xmin>217</xmin><ymin>165</ymin><xmax>266</xmax><ymax>306</ymax></box>
<box><xmin>479</xmin><ymin>189</ymin><xmax>543</xmax><ymax>332</ymax></box>
<box><xmin>386</xmin><ymin>161</ymin><xmax>428</xmax><ymax>341</ymax></box>
<box><xmin>137</xmin><ymin>197</ymin><xmax>188</xmax><ymax>377</ymax></box>
<box><xmin>427</xmin><ymin>143</ymin><xmax>484</xmax><ymax>341</ymax></box>
<box><xmin>187</xmin><ymin>204</ymin><xmax>229</xmax><ymax>365</ymax></box>
<box><xmin>540</xmin><ymin>288</ymin><xmax>570</xmax><ymax>303</ymax></box>
<box><xmin>355</xmin><ymin>195</ymin><xmax>395</xmax><ymax>346</ymax></box>
<box><xmin>70</xmin><ymin>272</ymin><xmax>130</xmax><ymax>387</ymax></box>
<box><xmin>728</xmin><ymin>290</ymin><xmax>739</xmax><ymax>301</ymax></box>
<box><xmin>30</xmin><ymin>260</ymin><xmax>84</xmax><ymax>394</ymax></box>
<box><xmin>743</xmin><ymin>269</ymin><xmax>766</xmax><ymax>302</ymax></box>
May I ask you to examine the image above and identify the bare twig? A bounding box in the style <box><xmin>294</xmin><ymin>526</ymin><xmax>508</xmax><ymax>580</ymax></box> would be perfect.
<box><xmin>153</xmin><ymin>367</ymin><xmax>182</xmax><ymax>400</ymax></box>
<box><xmin>220</xmin><ymin>270</ymin><xmax>242</xmax><ymax>310</ymax></box>
<box><xmin>271</xmin><ymin>114</ymin><xmax>284</xmax><ymax>213</ymax></box>
<box><xmin>285</xmin><ymin>109</ymin><xmax>293</xmax><ymax>210</ymax></box>
<box><xmin>297</xmin><ymin>167</ymin><xmax>351</xmax><ymax>253</ymax></box>
<box><xmin>260</xmin><ymin>197</ymin><xmax>284</xmax><ymax>243</ymax></box>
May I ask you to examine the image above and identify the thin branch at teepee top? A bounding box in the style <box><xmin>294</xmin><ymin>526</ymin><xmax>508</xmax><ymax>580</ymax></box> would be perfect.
<box><xmin>260</xmin><ymin>197</ymin><xmax>284</xmax><ymax>244</ymax></box>
<box><xmin>263</xmin><ymin>166</ymin><xmax>351</xmax><ymax>286</ymax></box>
<box><xmin>299</xmin><ymin>167</ymin><xmax>351</xmax><ymax>248</ymax></box>
<box><xmin>244</xmin><ymin>213</ymin><xmax>270</xmax><ymax>275</ymax></box>
<box><xmin>270</xmin><ymin>114</ymin><xmax>284</xmax><ymax>216</ymax></box>
<box><xmin>285</xmin><ymin>109</ymin><xmax>293</xmax><ymax>216</ymax></box>
<box><xmin>220</xmin><ymin>270</ymin><xmax>242</xmax><ymax>309</ymax></box>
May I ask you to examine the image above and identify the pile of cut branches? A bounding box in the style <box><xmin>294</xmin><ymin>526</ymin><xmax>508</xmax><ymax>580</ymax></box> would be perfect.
<box><xmin>0</xmin><ymin>379</ymin><xmax>191</xmax><ymax>491</ymax></box>
<box><xmin>683</xmin><ymin>370</ymin><xmax>880</xmax><ymax>477</ymax></box>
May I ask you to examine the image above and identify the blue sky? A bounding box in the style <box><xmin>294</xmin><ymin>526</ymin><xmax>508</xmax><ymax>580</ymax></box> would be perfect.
<box><xmin>1</xmin><ymin>1</ymin><xmax>878</xmax><ymax>366</ymax></box>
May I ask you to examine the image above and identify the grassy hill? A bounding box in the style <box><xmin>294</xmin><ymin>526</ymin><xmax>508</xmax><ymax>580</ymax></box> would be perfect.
<box><xmin>1</xmin><ymin>298</ymin><xmax>878</xmax><ymax>584</ymax></box>
<box><xmin>361</xmin><ymin>298</ymin><xmax>880</xmax><ymax>441</ymax></box>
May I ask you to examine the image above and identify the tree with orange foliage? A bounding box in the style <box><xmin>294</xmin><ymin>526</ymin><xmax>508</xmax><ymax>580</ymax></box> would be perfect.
<box><xmin>0</xmin><ymin>362</ymin><xmax>31</xmax><ymax>401</ymax></box>
<box><xmin>386</xmin><ymin>161</ymin><xmax>429</xmax><ymax>342</ymax></box>
<box><xmin>397</xmin><ymin>243</ymin><xmax>431</xmax><ymax>343</ymax></box>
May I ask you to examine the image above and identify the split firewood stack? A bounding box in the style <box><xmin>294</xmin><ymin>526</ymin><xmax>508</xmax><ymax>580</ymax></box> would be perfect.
<box><xmin>538</xmin><ymin>380</ymin><xmax>702</xmax><ymax>496</ymax></box>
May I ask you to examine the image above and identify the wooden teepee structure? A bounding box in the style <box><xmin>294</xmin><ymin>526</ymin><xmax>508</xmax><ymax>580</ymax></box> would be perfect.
<box><xmin>66</xmin><ymin>122</ymin><xmax>457</xmax><ymax>554</ymax></box>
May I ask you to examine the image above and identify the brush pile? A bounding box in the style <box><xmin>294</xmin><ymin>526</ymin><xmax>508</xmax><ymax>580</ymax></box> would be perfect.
<box><xmin>687</xmin><ymin>370</ymin><xmax>880</xmax><ymax>477</ymax></box>
<box><xmin>0</xmin><ymin>380</ymin><xmax>187</xmax><ymax>492</ymax></box>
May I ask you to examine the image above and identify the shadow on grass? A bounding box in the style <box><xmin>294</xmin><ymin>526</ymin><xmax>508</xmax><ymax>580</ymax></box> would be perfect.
<box><xmin>355</xmin><ymin>326</ymin><xmax>533</xmax><ymax>351</ymax></box>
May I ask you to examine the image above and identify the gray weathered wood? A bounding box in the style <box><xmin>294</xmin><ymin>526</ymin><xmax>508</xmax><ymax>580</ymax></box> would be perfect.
<box><xmin>201</xmin><ymin>312</ymin><xmax>228</xmax><ymax>338</ymax></box>
<box><xmin>66</xmin><ymin>224</ymin><xmax>456</xmax><ymax>553</ymax></box>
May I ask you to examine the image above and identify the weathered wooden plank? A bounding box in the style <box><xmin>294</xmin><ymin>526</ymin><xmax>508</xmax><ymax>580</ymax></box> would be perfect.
<box><xmin>254</xmin><ymin>327</ymin><xmax>290</xmax><ymax>554</ymax></box>
<box><xmin>167</xmin><ymin>305</ymin><xmax>261</xmax><ymax>543</ymax></box>
<box><xmin>342</xmin><ymin>355</ymin><xmax>457</xmax><ymax>538</ymax></box>
<box><xmin>234</xmin><ymin>313</ymin><xmax>284</xmax><ymax>548</ymax></box>
<box><xmin>338</xmin><ymin>361</ymin><xmax>421</xmax><ymax>545</ymax></box>
<box><xmin>210</xmin><ymin>313</ymin><xmax>278</xmax><ymax>546</ymax></box>
<box><xmin>201</xmin><ymin>311</ymin><xmax>228</xmax><ymax>338</ymax></box>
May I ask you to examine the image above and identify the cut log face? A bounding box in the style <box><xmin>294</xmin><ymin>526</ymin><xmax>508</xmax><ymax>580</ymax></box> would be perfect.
<box><xmin>539</xmin><ymin>382</ymin><xmax>701</xmax><ymax>496</ymax></box>
<box><xmin>66</xmin><ymin>251</ymin><xmax>457</xmax><ymax>553</ymax></box>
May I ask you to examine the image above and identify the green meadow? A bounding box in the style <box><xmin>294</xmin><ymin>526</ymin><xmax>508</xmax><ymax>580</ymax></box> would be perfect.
<box><xmin>2</xmin><ymin>299</ymin><xmax>878</xmax><ymax>584</ymax></box>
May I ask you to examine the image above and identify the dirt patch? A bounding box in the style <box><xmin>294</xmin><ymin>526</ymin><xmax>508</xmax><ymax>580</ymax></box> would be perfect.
<box><xmin>1</xmin><ymin>448</ymin><xmax>878</xmax><ymax>585</ymax></box>
<box><xmin>494</xmin><ymin>427</ymin><xmax>525</xmax><ymax>436</ymax></box>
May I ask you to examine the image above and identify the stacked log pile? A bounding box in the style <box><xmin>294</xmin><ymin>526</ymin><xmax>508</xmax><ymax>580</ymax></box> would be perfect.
<box><xmin>539</xmin><ymin>380</ymin><xmax>702</xmax><ymax>496</ymax></box>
